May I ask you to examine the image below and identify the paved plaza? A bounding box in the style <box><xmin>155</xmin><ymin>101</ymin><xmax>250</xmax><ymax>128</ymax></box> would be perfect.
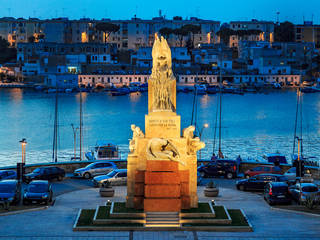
<box><xmin>1</xmin><ymin>180</ymin><xmax>320</xmax><ymax>239</ymax></box>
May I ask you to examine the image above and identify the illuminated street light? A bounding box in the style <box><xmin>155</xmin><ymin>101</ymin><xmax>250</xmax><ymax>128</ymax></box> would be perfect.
<box><xmin>19</xmin><ymin>138</ymin><xmax>27</xmax><ymax>164</ymax></box>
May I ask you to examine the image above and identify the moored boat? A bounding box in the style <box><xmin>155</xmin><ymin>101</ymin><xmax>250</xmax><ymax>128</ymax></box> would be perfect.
<box><xmin>85</xmin><ymin>141</ymin><xmax>120</xmax><ymax>161</ymax></box>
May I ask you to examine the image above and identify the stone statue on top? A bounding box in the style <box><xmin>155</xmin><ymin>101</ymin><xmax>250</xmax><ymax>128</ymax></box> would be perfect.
<box><xmin>148</xmin><ymin>33</ymin><xmax>176</xmax><ymax>113</ymax></box>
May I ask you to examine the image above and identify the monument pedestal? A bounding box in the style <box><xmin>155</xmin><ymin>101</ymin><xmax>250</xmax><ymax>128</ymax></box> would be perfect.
<box><xmin>126</xmin><ymin>35</ymin><xmax>204</xmax><ymax>212</ymax></box>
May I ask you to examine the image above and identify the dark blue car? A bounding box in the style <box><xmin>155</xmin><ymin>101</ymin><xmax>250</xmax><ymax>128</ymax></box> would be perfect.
<box><xmin>264</xmin><ymin>182</ymin><xmax>291</xmax><ymax>205</ymax></box>
<box><xmin>0</xmin><ymin>170</ymin><xmax>17</xmax><ymax>181</ymax></box>
<box><xmin>0</xmin><ymin>180</ymin><xmax>21</xmax><ymax>206</ymax></box>
<box><xmin>23</xmin><ymin>180</ymin><xmax>53</xmax><ymax>205</ymax></box>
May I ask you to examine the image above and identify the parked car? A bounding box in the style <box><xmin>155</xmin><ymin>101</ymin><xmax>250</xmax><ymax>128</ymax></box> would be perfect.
<box><xmin>289</xmin><ymin>182</ymin><xmax>320</xmax><ymax>204</ymax></box>
<box><xmin>74</xmin><ymin>161</ymin><xmax>117</xmax><ymax>179</ymax></box>
<box><xmin>0</xmin><ymin>180</ymin><xmax>21</xmax><ymax>205</ymax></box>
<box><xmin>236</xmin><ymin>174</ymin><xmax>288</xmax><ymax>191</ymax></box>
<box><xmin>284</xmin><ymin>167</ymin><xmax>313</xmax><ymax>182</ymax></box>
<box><xmin>0</xmin><ymin>170</ymin><xmax>17</xmax><ymax>181</ymax></box>
<box><xmin>24</xmin><ymin>167</ymin><xmax>65</xmax><ymax>183</ymax></box>
<box><xmin>92</xmin><ymin>169</ymin><xmax>127</xmax><ymax>187</ymax></box>
<box><xmin>264</xmin><ymin>182</ymin><xmax>291</xmax><ymax>205</ymax></box>
<box><xmin>23</xmin><ymin>180</ymin><xmax>52</xmax><ymax>205</ymax></box>
<box><xmin>244</xmin><ymin>165</ymin><xmax>282</xmax><ymax>178</ymax></box>
<box><xmin>197</xmin><ymin>160</ymin><xmax>237</xmax><ymax>179</ymax></box>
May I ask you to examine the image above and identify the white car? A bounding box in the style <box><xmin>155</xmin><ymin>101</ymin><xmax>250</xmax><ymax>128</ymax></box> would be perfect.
<box><xmin>92</xmin><ymin>169</ymin><xmax>127</xmax><ymax>187</ymax></box>
<box><xmin>73</xmin><ymin>162</ymin><xmax>117</xmax><ymax>179</ymax></box>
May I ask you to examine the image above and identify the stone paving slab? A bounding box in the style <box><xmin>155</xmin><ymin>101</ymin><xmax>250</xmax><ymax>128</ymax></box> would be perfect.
<box><xmin>0</xmin><ymin>183</ymin><xmax>320</xmax><ymax>239</ymax></box>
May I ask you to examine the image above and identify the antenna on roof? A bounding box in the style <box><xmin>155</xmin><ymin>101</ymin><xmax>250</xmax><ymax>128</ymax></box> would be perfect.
<box><xmin>276</xmin><ymin>11</ymin><xmax>280</xmax><ymax>24</ymax></box>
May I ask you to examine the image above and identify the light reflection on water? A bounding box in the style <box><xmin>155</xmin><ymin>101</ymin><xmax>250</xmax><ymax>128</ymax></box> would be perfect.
<box><xmin>0</xmin><ymin>88</ymin><xmax>319</xmax><ymax>167</ymax></box>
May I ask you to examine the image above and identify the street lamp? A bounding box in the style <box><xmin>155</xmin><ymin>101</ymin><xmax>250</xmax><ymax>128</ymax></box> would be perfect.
<box><xmin>18</xmin><ymin>138</ymin><xmax>27</xmax><ymax>183</ymax></box>
<box><xmin>71</xmin><ymin>124</ymin><xmax>79</xmax><ymax>160</ymax></box>
<box><xmin>199</xmin><ymin>123</ymin><xmax>209</xmax><ymax>161</ymax></box>
<box><xmin>19</xmin><ymin>138</ymin><xmax>27</xmax><ymax>164</ymax></box>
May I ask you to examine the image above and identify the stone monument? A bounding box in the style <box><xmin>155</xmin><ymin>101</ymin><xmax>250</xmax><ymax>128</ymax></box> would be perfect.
<box><xmin>126</xmin><ymin>34</ymin><xmax>205</xmax><ymax>211</ymax></box>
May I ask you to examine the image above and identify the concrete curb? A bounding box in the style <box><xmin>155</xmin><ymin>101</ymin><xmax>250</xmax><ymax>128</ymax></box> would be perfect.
<box><xmin>73</xmin><ymin>208</ymin><xmax>83</xmax><ymax>229</ymax></box>
<box><xmin>240</xmin><ymin>208</ymin><xmax>254</xmax><ymax>231</ymax></box>
<box><xmin>0</xmin><ymin>205</ymin><xmax>48</xmax><ymax>216</ymax></box>
<box><xmin>270</xmin><ymin>206</ymin><xmax>320</xmax><ymax>217</ymax></box>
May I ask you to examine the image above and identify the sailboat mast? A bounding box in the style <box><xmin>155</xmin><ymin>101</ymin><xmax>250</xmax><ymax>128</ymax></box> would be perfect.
<box><xmin>300</xmin><ymin>91</ymin><xmax>303</xmax><ymax>155</ymax></box>
<box><xmin>52</xmin><ymin>86</ymin><xmax>58</xmax><ymax>162</ymax></box>
<box><xmin>292</xmin><ymin>89</ymin><xmax>300</xmax><ymax>155</ymax></box>
<box><xmin>218</xmin><ymin>51</ymin><xmax>222</xmax><ymax>155</ymax></box>
<box><xmin>79</xmin><ymin>89</ymin><xmax>83</xmax><ymax>161</ymax></box>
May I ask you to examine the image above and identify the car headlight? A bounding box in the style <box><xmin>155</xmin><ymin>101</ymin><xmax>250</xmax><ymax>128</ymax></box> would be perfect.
<box><xmin>24</xmin><ymin>193</ymin><xmax>27</xmax><ymax>198</ymax></box>
<box><xmin>42</xmin><ymin>194</ymin><xmax>48</xmax><ymax>199</ymax></box>
<box><xmin>8</xmin><ymin>197</ymin><xmax>13</xmax><ymax>201</ymax></box>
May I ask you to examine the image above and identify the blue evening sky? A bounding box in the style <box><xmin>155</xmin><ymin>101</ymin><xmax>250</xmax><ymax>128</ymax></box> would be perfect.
<box><xmin>0</xmin><ymin>0</ymin><xmax>319</xmax><ymax>24</ymax></box>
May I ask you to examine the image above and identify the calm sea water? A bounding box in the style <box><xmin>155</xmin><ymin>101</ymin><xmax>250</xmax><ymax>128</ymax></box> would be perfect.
<box><xmin>0</xmin><ymin>88</ymin><xmax>320</xmax><ymax>167</ymax></box>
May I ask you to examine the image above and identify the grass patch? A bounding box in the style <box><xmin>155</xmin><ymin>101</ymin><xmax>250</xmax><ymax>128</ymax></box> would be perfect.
<box><xmin>96</xmin><ymin>206</ymin><xmax>110</xmax><ymax>219</ymax></box>
<box><xmin>228</xmin><ymin>209</ymin><xmax>248</xmax><ymax>226</ymax></box>
<box><xmin>77</xmin><ymin>209</ymin><xmax>95</xmax><ymax>226</ymax></box>
<box><xmin>76</xmin><ymin>209</ymin><xmax>144</xmax><ymax>227</ymax></box>
<box><xmin>182</xmin><ymin>209</ymin><xmax>249</xmax><ymax>227</ymax></box>
<box><xmin>181</xmin><ymin>203</ymin><xmax>211</xmax><ymax>213</ymax></box>
<box><xmin>113</xmin><ymin>202</ymin><xmax>143</xmax><ymax>213</ymax></box>
<box><xmin>213</xmin><ymin>206</ymin><xmax>228</xmax><ymax>219</ymax></box>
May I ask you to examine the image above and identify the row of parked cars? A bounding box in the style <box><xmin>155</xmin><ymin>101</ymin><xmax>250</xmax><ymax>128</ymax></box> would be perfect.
<box><xmin>73</xmin><ymin>161</ymin><xmax>127</xmax><ymax>187</ymax></box>
<box><xmin>0</xmin><ymin>179</ymin><xmax>53</xmax><ymax>206</ymax></box>
<box><xmin>0</xmin><ymin>167</ymin><xmax>64</xmax><ymax>207</ymax></box>
<box><xmin>236</xmin><ymin>173</ymin><xmax>320</xmax><ymax>205</ymax></box>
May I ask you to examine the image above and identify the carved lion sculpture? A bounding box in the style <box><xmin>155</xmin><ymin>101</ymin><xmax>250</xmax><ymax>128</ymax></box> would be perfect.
<box><xmin>146</xmin><ymin>138</ymin><xmax>185</xmax><ymax>165</ymax></box>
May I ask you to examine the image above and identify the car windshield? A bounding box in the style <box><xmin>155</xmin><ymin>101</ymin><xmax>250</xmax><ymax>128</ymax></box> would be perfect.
<box><xmin>0</xmin><ymin>184</ymin><xmax>15</xmax><ymax>193</ymax></box>
<box><xmin>107</xmin><ymin>171</ymin><xmax>117</xmax><ymax>177</ymax></box>
<box><xmin>27</xmin><ymin>184</ymin><xmax>48</xmax><ymax>193</ymax></box>
<box><xmin>277</xmin><ymin>176</ymin><xmax>288</xmax><ymax>182</ymax></box>
<box><xmin>86</xmin><ymin>163</ymin><xmax>96</xmax><ymax>169</ymax></box>
<box><xmin>33</xmin><ymin>168</ymin><xmax>41</xmax><ymax>173</ymax></box>
<box><xmin>302</xmin><ymin>186</ymin><xmax>318</xmax><ymax>192</ymax></box>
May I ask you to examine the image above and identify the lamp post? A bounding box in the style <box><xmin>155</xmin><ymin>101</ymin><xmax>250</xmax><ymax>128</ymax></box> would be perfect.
<box><xmin>199</xmin><ymin>123</ymin><xmax>208</xmax><ymax>161</ymax></box>
<box><xmin>71</xmin><ymin>124</ymin><xmax>79</xmax><ymax>160</ymax></box>
<box><xmin>18</xmin><ymin>138</ymin><xmax>27</xmax><ymax>183</ymax></box>
<box><xmin>19</xmin><ymin>138</ymin><xmax>27</xmax><ymax>164</ymax></box>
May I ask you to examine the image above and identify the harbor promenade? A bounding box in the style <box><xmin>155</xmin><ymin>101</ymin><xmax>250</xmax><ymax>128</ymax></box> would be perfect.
<box><xmin>1</xmin><ymin>180</ymin><xmax>320</xmax><ymax>239</ymax></box>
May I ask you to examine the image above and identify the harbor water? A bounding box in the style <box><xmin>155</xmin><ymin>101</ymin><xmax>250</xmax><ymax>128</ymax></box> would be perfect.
<box><xmin>0</xmin><ymin>88</ymin><xmax>320</xmax><ymax>167</ymax></box>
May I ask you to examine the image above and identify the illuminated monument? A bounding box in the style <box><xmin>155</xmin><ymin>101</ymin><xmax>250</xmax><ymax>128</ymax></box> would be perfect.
<box><xmin>126</xmin><ymin>34</ymin><xmax>205</xmax><ymax>211</ymax></box>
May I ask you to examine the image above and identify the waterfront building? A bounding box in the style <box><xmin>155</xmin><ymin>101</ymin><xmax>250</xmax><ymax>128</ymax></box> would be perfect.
<box><xmin>78</xmin><ymin>73</ymin><xmax>301</xmax><ymax>87</ymax></box>
<box><xmin>0</xmin><ymin>17</ymin><xmax>220</xmax><ymax>51</ymax></box>
<box><xmin>46</xmin><ymin>73</ymin><xmax>79</xmax><ymax>88</ymax></box>
<box><xmin>78</xmin><ymin>74</ymin><xmax>149</xmax><ymax>87</ymax></box>
<box><xmin>0</xmin><ymin>17</ymin><xmax>43</xmax><ymax>47</ymax></box>
<box><xmin>228</xmin><ymin>20</ymin><xmax>274</xmax><ymax>48</ymax></box>
<box><xmin>192</xmin><ymin>43</ymin><xmax>233</xmax><ymax>69</ymax></box>
<box><xmin>295</xmin><ymin>21</ymin><xmax>320</xmax><ymax>49</ymax></box>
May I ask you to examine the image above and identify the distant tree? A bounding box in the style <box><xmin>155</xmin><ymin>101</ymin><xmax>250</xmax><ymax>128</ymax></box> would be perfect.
<box><xmin>28</xmin><ymin>35</ymin><xmax>35</xmax><ymax>43</ymax></box>
<box><xmin>274</xmin><ymin>21</ymin><xmax>295</xmax><ymax>42</ymax></box>
<box><xmin>173</xmin><ymin>27</ymin><xmax>188</xmax><ymax>47</ymax></box>
<box><xmin>173</xmin><ymin>16</ymin><xmax>183</xmax><ymax>21</ymax></box>
<box><xmin>181</xmin><ymin>24</ymin><xmax>201</xmax><ymax>47</ymax></box>
<box><xmin>216</xmin><ymin>28</ymin><xmax>235</xmax><ymax>45</ymax></box>
<box><xmin>95</xmin><ymin>22</ymin><xmax>120</xmax><ymax>43</ymax></box>
<box><xmin>159</xmin><ymin>27</ymin><xmax>173</xmax><ymax>39</ymax></box>
<box><xmin>0</xmin><ymin>37</ymin><xmax>17</xmax><ymax>64</ymax></box>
